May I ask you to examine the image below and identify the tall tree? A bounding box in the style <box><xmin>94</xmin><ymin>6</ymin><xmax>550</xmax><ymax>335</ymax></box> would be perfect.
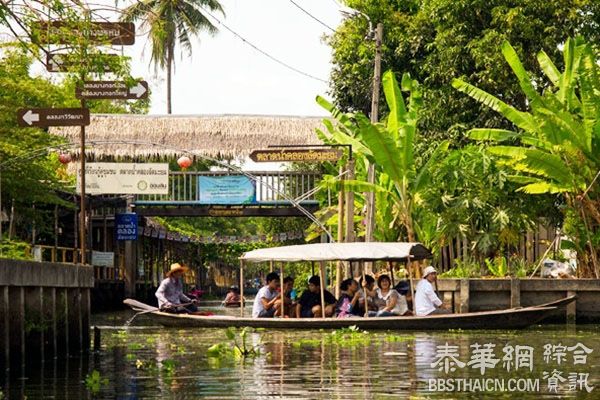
<box><xmin>329</xmin><ymin>0</ymin><xmax>600</xmax><ymax>141</ymax></box>
<box><xmin>121</xmin><ymin>0</ymin><xmax>224</xmax><ymax>114</ymax></box>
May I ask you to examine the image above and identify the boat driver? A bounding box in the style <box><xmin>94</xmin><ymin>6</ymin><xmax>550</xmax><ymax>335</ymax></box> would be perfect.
<box><xmin>155</xmin><ymin>263</ymin><xmax>199</xmax><ymax>314</ymax></box>
<box><xmin>414</xmin><ymin>266</ymin><xmax>450</xmax><ymax>316</ymax></box>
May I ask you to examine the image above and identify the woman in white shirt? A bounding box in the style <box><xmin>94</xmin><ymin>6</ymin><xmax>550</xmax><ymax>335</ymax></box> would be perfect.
<box><xmin>372</xmin><ymin>275</ymin><xmax>409</xmax><ymax>317</ymax></box>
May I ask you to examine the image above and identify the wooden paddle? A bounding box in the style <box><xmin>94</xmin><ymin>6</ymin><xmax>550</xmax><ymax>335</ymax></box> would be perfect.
<box><xmin>125</xmin><ymin>301</ymin><xmax>195</xmax><ymax>325</ymax></box>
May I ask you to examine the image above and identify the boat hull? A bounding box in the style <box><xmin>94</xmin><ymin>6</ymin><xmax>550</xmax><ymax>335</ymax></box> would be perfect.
<box><xmin>124</xmin><ymin>299</ymin><xmax>557</xmax><ymax>330</ymax></box>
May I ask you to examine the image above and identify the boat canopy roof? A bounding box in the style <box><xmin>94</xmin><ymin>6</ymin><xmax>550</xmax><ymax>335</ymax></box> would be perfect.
<box><xmin>240</xmin><ymin>242</ymin><xmax>432</xmax><ymax>263</ymax></box>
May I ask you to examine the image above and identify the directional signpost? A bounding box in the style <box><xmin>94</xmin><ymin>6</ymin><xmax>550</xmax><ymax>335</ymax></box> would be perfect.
<box><xmin>249</xmin><ymin>148</ymin><xmax>343</xmax><ymax>163</ymax></box>
<box><xmin>46</xmin><ymin>53</ymin><xmax>121</xmax><ymax>73</ymax></box>
<box><xmin>17</xmin><ymin>108</ymin><xmax>90</xmax><ymax>127</ymax></box>
<box><xmin>75</xmin><ymin>81</ymin><xmax>148</xmax><ymax>100</ymax></box>
<box><xmin>38</xmin><ymin>21</ymin><xmax>135</xmax><ymax>45</ymax></box>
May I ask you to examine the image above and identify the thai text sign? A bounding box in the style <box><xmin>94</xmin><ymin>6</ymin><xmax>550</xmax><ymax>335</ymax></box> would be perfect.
<box><xmin>37</xmin><ymin>21</ymin><xmax>135</xmax><ymax>45</ymax></box>
<box><xmin>76</xmin><ymin>81</ymin><xmax>148</xmax><ymax>100</ymax></box>
<box><xmin>46</xmin><ymin>53</ymin><xmax>120</xmax><ymax>73</ymax></box>
<box><xmin>77</xmin><ymin>163</ymin><xmax>169</xmax><ymax>195</ymax></box>
<box><xmin>115</xmin><ymin>213</ymin><xmax>137</xmax><ymax>241</ymax></box>
<box><xmin>17</xmin><ymin>108</ymin><xmax>89</xmax><ymax>127</ymax></box>
<box><xmin>91</xmin><ymin>251</ymin><xmax>114</xmax><ymax>267</ymax></box>
<box><xmin>198</xmin><ymin>176</ymin><xmax>256</xmax><ymax>205</ymax></box>
<box><xmin>249</xmin><ymin>148</ymin><xmax>342</xmax><ymax>162</ymax></box>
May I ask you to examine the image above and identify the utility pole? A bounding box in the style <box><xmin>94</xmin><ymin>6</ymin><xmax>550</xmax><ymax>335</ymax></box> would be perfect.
<box><xmin>364</xmin><ymin>22</ymin><xmax>383</xmax><ymax>243</ymax></box>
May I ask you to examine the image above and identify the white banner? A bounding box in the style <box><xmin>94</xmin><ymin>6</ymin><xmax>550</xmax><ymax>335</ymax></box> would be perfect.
<box><xmin>77</xmin><ymin>163</ymin><xmax>169</xmax><ymax>194</ymax></box>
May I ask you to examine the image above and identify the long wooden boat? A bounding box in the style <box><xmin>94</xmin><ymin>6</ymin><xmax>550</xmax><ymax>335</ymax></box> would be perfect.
<box><xmin>124</xmin><ymin>298</ymin><xmax>561</xmax><ymax>330</ymax></box>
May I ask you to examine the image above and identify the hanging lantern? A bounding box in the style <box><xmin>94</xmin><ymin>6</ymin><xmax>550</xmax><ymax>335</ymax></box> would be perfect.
<box><xmin>177</xmin><ymin>155</ymin><xmax>192</xmax><ymax>170</ymax></box>
<box><xmin>58</xmin><ymin>153</ymin><xmax>72</xmax><ymax>164</ymax></box>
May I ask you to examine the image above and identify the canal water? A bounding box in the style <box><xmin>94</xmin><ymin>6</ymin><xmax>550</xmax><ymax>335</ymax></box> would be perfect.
<box><xmin>1</xmin><ymin>308</ymin><xmax>598</xmax><ymax>399</ymax></box>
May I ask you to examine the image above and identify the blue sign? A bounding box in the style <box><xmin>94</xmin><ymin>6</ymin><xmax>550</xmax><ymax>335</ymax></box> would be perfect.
<box><xmin>198</xmin><ymin>176</ymin><xmax>256</xmax><ymax>205</ymax></box>
<box><xmin>115</xmin><ymin>212</ymin><xmax>138</xmax><ymax>240</ymax></box>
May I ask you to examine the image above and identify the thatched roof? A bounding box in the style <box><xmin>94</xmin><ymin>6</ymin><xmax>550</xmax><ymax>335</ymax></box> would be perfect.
<box><xmin>50</xmin><ymin>114</ymin><xmax>327</xmax><ymax>159</ymax></box>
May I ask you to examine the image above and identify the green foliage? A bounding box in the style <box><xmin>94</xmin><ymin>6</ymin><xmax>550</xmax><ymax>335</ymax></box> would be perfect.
<box><xmin>325</xmin><ymin>326</ymin><xmax>371</xmax><ymax>347</ymax></box>
<box><xmin>84</xmin><ymin>370</ymin><xmax>108</xmax><ymax>395</ymax></box>
<box><xmin>440</xmin><ymin>259</ymin><xmax>481</xmax><ymax>278</ymax></box>
<box><xmin>453</xmin><ymin>37</ymin><xmax>600</xmax><ymax>277</ymax></box>
<box><xmin>316</xmin><ymin>70</ymin><xmax>445</xmax><ymax>244</ymax></box>
<box><xmin>0</xmin><ymin>240</ymin><xmax>32</xmax><ymax>260</ymax></box>
<box><xmin>328</xmin><ymin>0</ymin><xmax>600</xmax><ymax>142</ymax></box>
<box><xmin>485</xmin><ymin>257</ymin><xmax>509</xmax><ymax>277</ymax></box>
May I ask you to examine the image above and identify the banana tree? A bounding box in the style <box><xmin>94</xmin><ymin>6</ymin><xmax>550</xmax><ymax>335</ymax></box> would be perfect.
<box><xmin>452</xmin><ymin>37</ymin><xmax>600</xmax><ymax>277</ymax></box>
<box><xmin>314</xmin><ymin>70</ymin><xmax>448</xmax><ymax>248</ymax></box>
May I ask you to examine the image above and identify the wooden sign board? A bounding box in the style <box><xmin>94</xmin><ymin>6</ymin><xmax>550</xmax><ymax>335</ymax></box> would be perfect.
<box><xmin>37</xmin><ymin>21</ymin><xmax>135</xmax><ymax>45</ymax></box>
<box><xmin>75</xmin><ymin>81</ymin><xmax>149</xmax><ymax>100</ymax></box>
<box><xmin>17</xmin><ymin>108</ymin><xmax>90</xmax><ymax>127</ymax></box>
<box><xmin>249</xmin><ymin>148</ymin><xmax>343</xmax><ymax>163</ymax></box>
<box><xmin>46</xmin><ymin>53</ymin><xmax>120</xmax><ymax>73</ymax></box>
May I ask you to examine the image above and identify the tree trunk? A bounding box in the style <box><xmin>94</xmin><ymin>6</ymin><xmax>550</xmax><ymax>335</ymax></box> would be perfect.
<box><xmin>167</xmin><ymin>43</ymin><xmax>173</xmax><ymax>114</ymax></box>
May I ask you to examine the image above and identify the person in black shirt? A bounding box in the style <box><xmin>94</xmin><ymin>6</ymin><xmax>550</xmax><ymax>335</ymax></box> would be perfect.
<box><xmin>296</xmin><ymin>275</ymin><xmax>337</xmax><ymax>318</ymax></box>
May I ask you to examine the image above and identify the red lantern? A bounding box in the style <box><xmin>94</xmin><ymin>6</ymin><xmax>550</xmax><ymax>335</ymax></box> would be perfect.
<box><xmin>177</xmin><ymin>155</ymin><xmax>192</xmax><ymax>170</ymax></box>
<box><xmin>58</xmin><ymin>153</ymin><xmax>72</xmax><ymax>164</ymax></box>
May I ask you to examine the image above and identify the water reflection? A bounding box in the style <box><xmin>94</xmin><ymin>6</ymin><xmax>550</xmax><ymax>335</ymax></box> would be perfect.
<box><xmin>0</xmin><ymin>316</ymin><xmax>598</xmax><ymax>399</ymax></box>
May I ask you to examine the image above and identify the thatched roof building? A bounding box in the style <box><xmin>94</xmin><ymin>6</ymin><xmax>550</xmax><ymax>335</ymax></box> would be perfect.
<box><xmin>51</xmin><ymin>114</ymin><xmax>327</xmax><ymax>159</ymax></box>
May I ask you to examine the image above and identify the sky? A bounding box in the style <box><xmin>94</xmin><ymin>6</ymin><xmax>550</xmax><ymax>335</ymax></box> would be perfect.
<box><xmin>125</xmin><ymin>0</ymin><xmax>343</xmax><ymax>116</ymax></box>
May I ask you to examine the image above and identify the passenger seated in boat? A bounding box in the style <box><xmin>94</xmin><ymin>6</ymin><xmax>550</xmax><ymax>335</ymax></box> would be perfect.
<box><xmin>336</xmin><ymin>278</ymin><xmax>362</xmax><ymax>318</ymax></box>
<box><xmin>394</xmin><ymin>281</ymin><xmax>413</xmax><ymax>315</ymax></box>
<box><xmin>368</xmin><ymin>275</ymin><xmax>409</xmax><ymax>317</ymax></box>
<box><xmin>252</xmin><ymin>272</ymin><xmax>282</xmax><ymax>318</ymax></box>
<box><xmin>282</xmin><ymin>276</ymin><xmax>297</xmax><ymax>317</ymax></box>
<box><xmin>415</xmin><ymin>266</ymin><xmax>450</xmax><ymax>316</ymax></box>
<box><xmin>155</xmin><ymin>263</ymin><xmax>199</xmax><ymax>314</ymax></box>
<box><xmin>223</xmin><ymin>286</ymin><xmax>241</xmax><ymax>307</ymax></box>
<box><xmin>357</xmin><ymin>275</ymin><xmax>377</xmax><ymax>315</ymax></box>
<box><xmin>296</xmin><ymin>275</ymin><xmax>337</xmax><ymax>318</ymax></box>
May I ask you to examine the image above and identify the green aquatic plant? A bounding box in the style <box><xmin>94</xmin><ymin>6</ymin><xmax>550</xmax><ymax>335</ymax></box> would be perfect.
<box><xmin>383</xmin><ymin>334</ymin><xmax>415</xmax><ymax>343</ymax></box>
<box><xmin>207</xmin><ymin>327</ymin><xmax>262</xmax><ymax>360</ymax></box>
<box><xmin>325</xmin><ymin>326</ymin><xmax>371</xmax><ymax>347</ymax></box>
<box><xmin>161</xmin><ymin>359</ymin><xmax>176</xmax><ymax>376</ymax></box>
<box><xmin>290</xmin><ymin>338</ymin><xmax>322</xmax><ymax>348</ymax></box>
<box><xmin>84</xmin><ymin>370</ymin><xmax>108</xmax><ymax>395</ymax></box>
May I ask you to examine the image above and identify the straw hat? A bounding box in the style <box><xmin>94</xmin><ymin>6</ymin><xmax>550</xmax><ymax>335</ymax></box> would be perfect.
<box><xmin>166</xmin><ymin>263</ymin><xmax>188</xmax><ymax>277</ymax></box>
<box><xmin>422</xmin><ymin>266</ymin><xmax>437</xmax><ymax>278</ymax></box>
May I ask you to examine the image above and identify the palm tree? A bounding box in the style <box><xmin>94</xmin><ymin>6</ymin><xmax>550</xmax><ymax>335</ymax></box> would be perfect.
<box><xmin>122</xmin><ymin>0</ymin><xmax>224</xmax><ymax>114</ymax></box>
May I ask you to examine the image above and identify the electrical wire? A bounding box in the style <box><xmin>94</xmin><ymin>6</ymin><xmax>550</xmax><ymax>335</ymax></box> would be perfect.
<box><xmin>287</xmin><ymin>0</ymin><xmax>335</xmax><ymax>33</ymax></box>
<box><xmin>198</xmin><ymin>6</ymin><xmax>328</xmax><ymax>84</ymax></box>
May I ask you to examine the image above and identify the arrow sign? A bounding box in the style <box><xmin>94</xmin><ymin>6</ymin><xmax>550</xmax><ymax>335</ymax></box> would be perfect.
<box><xmin>37</xmin><ymin>21</ymin><xmax>135</xmax><ymax>45</ymax></box>
<box><xmin>249</xmin><ymin>148</ymin><xmax>343</xmax><ymax>163</ymax></box>
<box><xmin>75</xmin><ymin>81</ymin><xmax>149</xmax><ymax>100</ymax></box>
<box><xmin>17</xmin><ymin>108</ymin><xmax>90</xmax><ymax>127</ymax></box>
<box><xmin>47</xmin><ymin>53</ymin><xmax>121</xmax><ymax>73</ymax></box>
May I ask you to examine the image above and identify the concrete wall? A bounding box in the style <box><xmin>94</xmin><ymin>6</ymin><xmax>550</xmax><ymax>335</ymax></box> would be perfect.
<box><xmin>0</xmin><ymin>259</ymin><xmax>93</xmax><ymax>368</ymax></box>
<box><xmin>437</xmin><ymin>278</ymin><xmax>600</xmax><ymax>322</ymax></box>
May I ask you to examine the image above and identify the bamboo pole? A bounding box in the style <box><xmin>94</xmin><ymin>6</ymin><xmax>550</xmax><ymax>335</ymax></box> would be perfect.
<box><xmin>280</xmin><ymin>263</ymin><xmax>285</xmax><ymax>317</ymax></box>
<box><xmin>362</xmin><ymin>261</ymin><xmax>368</xmax><ymax>317</ymax></box>
<box><xmin>409</xmin><ymin>259</ymin><xmax>416</xmax><ymax>313</ymax></box>
<box><xmin>239</xmin><ymin>260</ymin><xmax>244</xmax><ymax>317</ymax></box>
<box><xmin>336</xmin><ymin>164</ymin><xmax>345</xmax><ymax>299</ymax></box>
<box><xmin>319</xmin><ymin>261</ymin><xmax>326</xmax><ymax>319</ymax></box>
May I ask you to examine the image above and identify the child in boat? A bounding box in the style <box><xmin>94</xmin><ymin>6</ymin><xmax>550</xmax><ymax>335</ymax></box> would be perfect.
<box><xmin>223</xmin><ymin>286</ymin><xmax>241</xmax><ymax>307</ymax></box>
<box><xmin>282</xmin><ymin>276</ymin><xmax>297</xmax><ymax>317</ymax></box>
<box><xmin>336</xmin><ymin>278</ymin><xmax>362</xmax><ymax>318</ymax></box>
<box><xmin>296</xmin><ymin>275</ymin><xmax>337</xmax><ymax>318</ymax></box>
<box><xmin>252</xmin><ymin>272</ymin><xmax>282</xmax><ymax>318</ymax></box>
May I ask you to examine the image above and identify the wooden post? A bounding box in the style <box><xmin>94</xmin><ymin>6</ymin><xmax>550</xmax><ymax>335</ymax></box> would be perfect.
<box><xmin>336</xmin><ymin>164</ymin><xmax>345</xmax><ymax>299</ymax></box>
<box><xmin>280</xmin><ymin>263</ymin><xmax>285</xmax><ymax>317</ymax></box>
<box><xmin>319</xmin><ymin>261</ymin><xmax>327</xmax><ymax>319</ymax></box>
<box><xmin>362</xmin><ymin>262</ymin><xmax>368</xmax><ymax>318</ymax></box>
<box><xmin>566</xmin><ymin>290</ymin><xmax>577</xmax><ymax>322</ymax></box>
<box><xmin>344</xmin><ymin>159</ymin><xmax>355</xmax><ymax>279</ymax></box>
<box><xmin>510</xmin><ymin>278</ymin><xmax>521</xmax><ymax>308</ymax></box>
<box><xmin>388</xmin><ymin>261</ymin><xmax>395</xmax><ymax>287</ymax></box>
<box><xmin>0</xmin><ymin>286</ymin><xmax>8</xmax><ymax>366</ymax></box>
<box><xmin>239</xmin><ymin>260</ymin><xmax>244</xmax><ymax>317</ymax></box>
<box><xmin>269</xmin><ymin>260</ymin><xmax>274</xmax><ymax>273</ymax></box>
<box><xmin>8</xmin><ymin>287</ymin><xmax>24</xmax><ymax>364</ymax></box>
<box><xmin>459</xmin><ymin>279</ymin><xmax>470</xmax><ymax>313</ymax></box>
